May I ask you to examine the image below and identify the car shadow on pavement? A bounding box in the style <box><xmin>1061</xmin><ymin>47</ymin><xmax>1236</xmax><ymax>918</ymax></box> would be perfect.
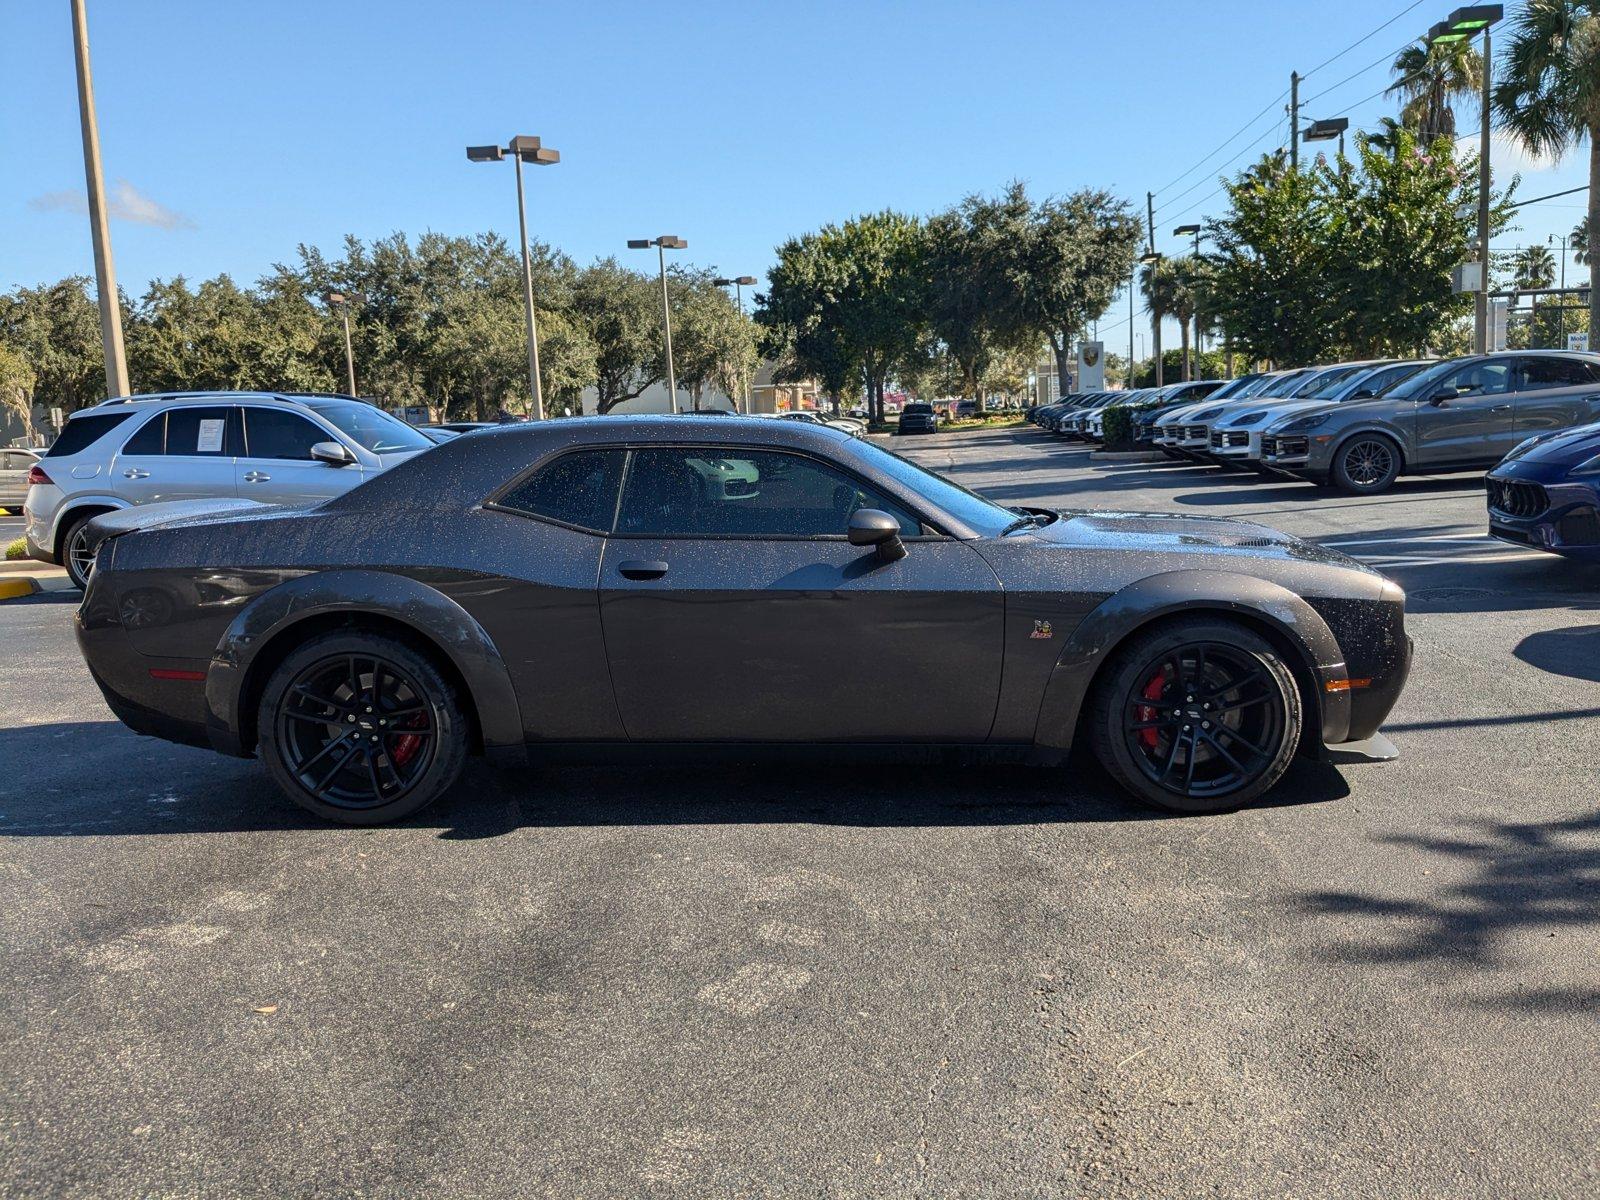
<box><xmin>0</xmin><ymin>720</ymin><xmax>1350</xmax><ymax>839</ymax></box>
<box><xmin>1513</xmin><ymin>624</ymin><xmax>1600</xmax><ymax>684</ymax></box>
<box><xmin>1173</xmin><ymin>475</ymin><xmax>1481</xmax><ymax>509</ymax></box>
<box><xmin>1294</xmin><ymin>810</ymin><xmax>1600</xmax><ymax>1014</ymax></box>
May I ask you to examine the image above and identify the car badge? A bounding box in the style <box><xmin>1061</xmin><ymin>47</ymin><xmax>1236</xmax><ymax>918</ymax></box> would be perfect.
<box><xmin>1031</xmin><ymin>620</ymin><xmax>1053</xmax><ymax>640</ymax></box>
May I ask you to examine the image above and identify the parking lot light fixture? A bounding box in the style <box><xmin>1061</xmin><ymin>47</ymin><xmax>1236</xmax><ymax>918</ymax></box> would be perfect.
<box><xmin>630</xmin><ymin>237</ymin><xmax>689</xmax><ymax>412</ymax></box>
<box><xmin>1426</xmin><ymin>4</ymin><xmax>1501</xmax><ymax>353</ymax></box>
<box><xmin>1302</xmin><ymin>116</ymin><xmax>1350</xmax><ymax>158</ymax></box>
<box><xmin>324</xmin><ymin>291</ymin><xmax>359</xmax><ymax>395</ymax></box>
<box><xmin>467</xmin><ymin>135</ymin><xmax>561</xmax><ymax>419</ymax></box>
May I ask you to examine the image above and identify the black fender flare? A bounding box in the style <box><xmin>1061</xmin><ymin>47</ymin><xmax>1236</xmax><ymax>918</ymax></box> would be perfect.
<box><xmin>203</xmin><ymin>569</ymin><xmax>526</xmax><ymax>765</ymax></box>
<box><xmin>1032</xmin><ymin>569</ymin><xmax>1352</xmax><ymax>754</ymax></box>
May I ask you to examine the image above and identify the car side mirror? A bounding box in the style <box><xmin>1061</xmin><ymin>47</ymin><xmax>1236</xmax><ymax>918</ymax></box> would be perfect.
<box><xmin>1349</xmin><ymin>387</ymin><xmax>1375</xmax><ymax>400</ymax></box>
<box><xmin>847</xmin><ymin>508</ymin><xmax>907</xmax><ymax>563</ymax></box>
<box><xmin>1428</xmin><ymin>389</ymin><xmax>1455</xmax><ymax>407</ymax></box>
<box><xmin>310</xmin><ymin>441</ymin><xmax>355</xmax><ymax>466</ymax></box>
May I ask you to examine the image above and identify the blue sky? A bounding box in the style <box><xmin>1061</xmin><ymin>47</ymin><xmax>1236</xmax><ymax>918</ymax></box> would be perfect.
<box><xmin>2</xmin><ymin>0</ymin><xmax>1590</xmax><ymax>350</ymax></box>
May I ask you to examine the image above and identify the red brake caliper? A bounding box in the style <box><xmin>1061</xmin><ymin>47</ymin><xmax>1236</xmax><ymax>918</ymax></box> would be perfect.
<box><xmin>1137</xmin><ymin>668</ymin><xmax>1168</xmax><ymax>750</ymax></box>
<box><xmin>389</xmin><ymin>716</ymin><xmax>426</xmax><ymax>766</ymax></box>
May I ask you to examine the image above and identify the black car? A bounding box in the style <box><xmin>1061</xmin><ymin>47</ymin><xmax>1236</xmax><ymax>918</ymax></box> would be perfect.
<box><xmin>76</xmin><ymin>417</ymin><xmax>1411</xmax><ymax>824</ymax></box>
<box><xmin>896</xmin><ymin>402</ymin><xmax>939</xmax><ymax>434</ymax></box>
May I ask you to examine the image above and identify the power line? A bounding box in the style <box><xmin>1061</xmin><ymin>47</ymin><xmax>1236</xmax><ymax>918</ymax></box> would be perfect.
<box><xmin>1150</xmin><ymin>89</ymin><xmax>1290</xmax><ymax>200</ymax></box>
<box><xmin>1300</xmin><ymin>0</ymin><xmax>1428</xmax><ymax>81</ymax></box>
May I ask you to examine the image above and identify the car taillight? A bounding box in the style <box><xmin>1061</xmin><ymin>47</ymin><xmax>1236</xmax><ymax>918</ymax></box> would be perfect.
<box><xmin>27</xmin><ymin>465</ymin><xmax>52</xmax><ymax>486</ymax></box>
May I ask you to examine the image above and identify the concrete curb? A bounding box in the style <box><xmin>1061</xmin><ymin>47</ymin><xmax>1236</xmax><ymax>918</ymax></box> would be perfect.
<box><xmin>1089</xmin><ymin>449</ymin><xmax>1167</xmax><ymax>462</ymax></box>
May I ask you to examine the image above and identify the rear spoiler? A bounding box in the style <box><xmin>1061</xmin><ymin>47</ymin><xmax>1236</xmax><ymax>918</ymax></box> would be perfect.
<box><xmin>83</xmin><ymin>499</ymin><xmax>277</xmax><ymax>556</ymax></box>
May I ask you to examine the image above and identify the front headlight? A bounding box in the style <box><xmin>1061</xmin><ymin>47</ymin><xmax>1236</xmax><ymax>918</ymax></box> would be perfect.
<box><xmin>1232</xmin><ymin>410</ymin><xmax>1270</xmax><ymax>427</ymax></box>
<box><xmin>1502</xmin><ymin>435</ymin><xmax>1547</xmax><ymax>463</ymax></box>
<box><xmin>1278</xmin><ymin>412</ymin><xmax>1333</xmax><ymax>434</ymax></box>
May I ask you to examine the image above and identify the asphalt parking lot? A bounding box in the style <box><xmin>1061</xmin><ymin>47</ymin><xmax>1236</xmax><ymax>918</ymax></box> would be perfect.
<box><xmin>3</xmin><ymin>424</ymin><xmax>1597</xmax><ymax>1198</ymax></box>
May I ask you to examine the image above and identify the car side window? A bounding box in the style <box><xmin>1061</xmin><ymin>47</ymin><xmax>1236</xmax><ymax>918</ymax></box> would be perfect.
<box><xmin>496</xmin><ymin>448</ymin><xmax>627</xmax><ymax>532</ymax></box>
<box><xmin>162</xmin><ymin>407</ymin><xmax>233</xmax><ymax>456</ymax></box>
<box><xmin>1434</xmin><ymin>361</ymin><xmax>1512</xmax><ymax>399</ymax></box>
<box><xmin>1518</xmin><ymin>357</ymin><xmax>1598</xmax><ymax>391</ymax></box>
<box><xmin>242</xmin><ymin>408</ymin><xmax>329</xmax><ymax>460</ymax></box>
<box><xmin>122</xmin><ymin>412</ymin><xmax>166</xmax><ymax>456</ymax></box>
<box><xmin>615</xmin><ymin>447</ymin><xmax>921</xmax><ymax>538</ymax></box>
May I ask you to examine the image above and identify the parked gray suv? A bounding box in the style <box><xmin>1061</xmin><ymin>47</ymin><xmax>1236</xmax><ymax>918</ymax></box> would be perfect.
<box><xmin>1258</xmin><ymin>352</ymin><xmax>1600</xmax><ymax>493</ymax></box>
<box><xmin>24</xmin><ymin>392</ymin><xmax>432</xmax><ymax>586</ymax></box>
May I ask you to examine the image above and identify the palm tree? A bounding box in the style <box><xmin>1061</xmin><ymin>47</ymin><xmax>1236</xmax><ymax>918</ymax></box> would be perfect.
<box><xmin>1575</xmin><ymin>219</ymin><xmax>1592</xmax><ymax>267</ymax></box>
<box><xmin>1493</xmin><ymin>0</ymin><xmax>1600</xmax><ymax>346</ymax></box>
<box><xmin>1512</xmin><ymin>244</ymin><xmax>1558</xmax><ymax>289</ymax></box>
<box><xmin>1367</xmin><ymin>117</ymin><xmax>1407</xmax><ymax>160</ymax></box>
<box><xmin>1140</xmin><ymin>257</ymin><xmax>1196</xmax><ymax>382</ymax></box>
<box><xmin>1387</xmin><ymin>38</ymin><xmax>1484</xmax><ymax>143</ymax></box>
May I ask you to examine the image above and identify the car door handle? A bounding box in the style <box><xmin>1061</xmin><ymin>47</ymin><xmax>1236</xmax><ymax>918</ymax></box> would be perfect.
<box><xmin>122</xmin><ymin>468</ymin><xmax>150</xmax><ymax>479</ymax></box>
<box><xmin>1490</xmin><ymin>404</ymin><xmax>1512</xmax><ymax>413</ymax></box>
<box><xmin>243</xmin><ymin>471</ymin><xmax>272</xmax><ymax>483</ymax></box>
<box><xmin>617</xmin><ymin>560</ymin><xmax>669</xmax><ymax>580</ymax></box>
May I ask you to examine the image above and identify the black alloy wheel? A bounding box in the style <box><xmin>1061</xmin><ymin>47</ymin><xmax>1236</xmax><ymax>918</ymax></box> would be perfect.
<box><xmin>1090</xmin><ymin>618</ymin><xmax>1301</xmax><ymax>814</ymax></box>
<box><xmin>1333</xmin><ymin>436</ymin><xmax>1401</xmax><ymax>494</ymax></box>
<box><xmin>258</xmin><ymin>632</ymin><xmax>468</xmax><ymax>824</ymax></box>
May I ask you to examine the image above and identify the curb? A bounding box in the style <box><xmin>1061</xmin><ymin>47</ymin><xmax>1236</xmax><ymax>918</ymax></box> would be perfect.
<box><xmin>0</xmin><ymin>577</ymin><xmax>41</xmax><ymax>601</ymax></box>
<box><xmin>1089</xmin><ymin>450</ymin><xmax>1167</xmax><ymax>462</ymax></box>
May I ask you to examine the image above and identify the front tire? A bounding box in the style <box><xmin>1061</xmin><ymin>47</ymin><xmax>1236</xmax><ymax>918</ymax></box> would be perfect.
<box><xmin>1331</xmin><ymin>434</ymin><xmax>1402</xmax><ymax>494</ymax></box>
<box><xmin>257</xmin><ymin>631</ymin><xmax>469</xmax><ymax>825</ymax></box>
<box><xmin>1088</xmin><ymin>618</ymin><xmax>1302</xmax><ymax>814</ymax></box>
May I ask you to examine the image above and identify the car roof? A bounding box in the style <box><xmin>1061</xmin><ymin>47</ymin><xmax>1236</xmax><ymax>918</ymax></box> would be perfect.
<box><xmin>83</xmin><ymin>391</ymin><xmax>368</xmax><ymax>415</ymax></box>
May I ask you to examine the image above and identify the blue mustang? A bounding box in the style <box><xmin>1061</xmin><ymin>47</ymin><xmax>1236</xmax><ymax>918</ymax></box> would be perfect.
<box><xmin>1486</xmin><ymin>420</ymin><xmax>1600</xmax><ymax>562</ymax></box>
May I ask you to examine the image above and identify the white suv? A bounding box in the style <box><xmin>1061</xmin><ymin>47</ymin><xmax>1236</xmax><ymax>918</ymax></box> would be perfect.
<box><xmin>24</xmin><ymin>392</ymin><xmax>432</xmax><ymax>587</ymax></box>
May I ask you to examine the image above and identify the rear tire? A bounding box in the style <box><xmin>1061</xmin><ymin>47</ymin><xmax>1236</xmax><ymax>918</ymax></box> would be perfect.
<box><xmin>257</xmin><ymin>631</ymin><xmax>469</xmax><ymax>825</ymax></box>
<box><xmin>1331</xmin><ymin>434</ymin><xmax>1402</xmax><ymax>494</ymax></box>
<box><xmin>1088</xmin><ymin>618</ymin><xmax>1302</xmax><ymax>814</ymax></box>
<box><xmin>61</xmin><ymin>512</ymin><xmax>99</xmax><ymax>590</ymax></box>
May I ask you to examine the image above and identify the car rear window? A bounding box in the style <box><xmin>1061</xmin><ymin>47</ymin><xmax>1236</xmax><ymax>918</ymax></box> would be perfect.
<box><xmin>496</xmin><ymin>449</ymin><xmax>627</xmax><ymax>532</ymax></box>
<box><xmin>45</xmin><ymin>412</ymin><xmax>133</xmax><ymax>457</ymax></box>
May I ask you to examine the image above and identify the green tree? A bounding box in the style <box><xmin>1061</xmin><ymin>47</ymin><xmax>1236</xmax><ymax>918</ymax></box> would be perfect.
<box><xmin>1387</xmin><ymin>38</ymin><xmax>1484</xmax><ymax>142</ymax></box>
<box><xmin>1492</xmin><ymin>0</ymin><xmax>1600</xmax><ymax>346</ymax></box>
<box><xmin>0</xmin><ymin>278</ymin><xmax>106</xmax><ymax>412</ymax></box>
<box><xmin>0</xmin><ymin>342</ymin><xmax>37</xmax><ymax>438</ymax></box>
<box><xmin>1574</xmin><ymin>218</ymin><xmax>1591</xmax><ymax>265</ymax></box>
<box><xmin>1205</xmin><ymin>156</ymin><xmax>1336</xmax><ymax>366</ymax></box>
<box><xmin>572</xmin><ymin>257</ymin><xmax>664</xmax><ymax>413</ymax></box>
<box><xmin>669</xmin><ymin>268</ymin><xmax>758</xmax><ymax>410</ymax></box>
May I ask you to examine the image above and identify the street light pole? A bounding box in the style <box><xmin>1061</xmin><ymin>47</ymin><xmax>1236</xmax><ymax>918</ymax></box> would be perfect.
<box><xmin>630</xmin><ymin>237</ymin><xmax>687</xmax><ymax>413</ymax></box>
<box><xmin>466</xmin><ymin>136</ymin><xmax>560</xmax><ymax>419</ymax></box>
<box><xmin>1174</xmin><ymin>224</ymin><xmax>1203</xmax><ymax>380</ymax></box>
<box><xmin>69</xmin><ymin>0</ymin><xmax>129</xmax><ymax>399</ymax></box>
<box><xmin>714</xmin><ymin>275</ymin><xmax>757</xmax><ymax>412</ymax></box>
<box><xmin>1141</xmin><ymin>251</ymin><xmax>1164</xmax><ymax>387</ymax></box>
<box><xmin>326</xmin><ymin>293</ymin><xmax>358</xmax><ymax>395</ymax></box>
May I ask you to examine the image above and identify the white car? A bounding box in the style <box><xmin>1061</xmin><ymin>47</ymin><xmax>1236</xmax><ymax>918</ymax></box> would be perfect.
<box><xmin>1</xmin><ymin>447</ymin><xmax>42</xmax><ymax>510</ymax></box>
<box><xmin>25</xmin><ymin>391</ymin><xmax>432</xmax><ymax>587</ymax></box>
<box><xmin>1203</xmin><ymin>362</ymin><xmax>1399</xmax><ymax>466</ymax></box>
<box><xmin>771</xmin><ymin>411</ymin><xmax>865</xmax><ymax>436</ymax></box>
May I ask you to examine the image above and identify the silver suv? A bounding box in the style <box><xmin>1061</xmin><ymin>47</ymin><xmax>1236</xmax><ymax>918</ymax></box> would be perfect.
<box><xmin>1259</xmin><ymin>352</ymin><xmax>1600</xmax><ymax>494</ymax></box>
<box><xmin>24</xmin><ymin>392</ymin><xmax>432</xmax><ymax>586</ymax></box>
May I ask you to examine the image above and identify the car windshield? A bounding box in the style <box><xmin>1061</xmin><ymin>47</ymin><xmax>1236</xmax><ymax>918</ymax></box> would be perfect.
<box><xmin>1283</xmin><ymin>370</ymin><xmax>1339</xmax><ymax>398</ymax></box>
<box><xmin>1333</xmin><ymin>361</ymin><xmax>1427</xmax><ymax>402</ymax></box>
<box><xmin>305</xmin><ymin>401</ymin><xmax>432</xmax><ymax>453</ymax></box>
<box><xmin>851</xmin><ymin>438</ymin><xmax>1017</xmax><ymax>537</ymax></box>
<box><xmin>1385</xmin><ymin>357</ymin><xmax>1477</xmax><ymax>401</ymax></box>
<box><xmin>1206</xmin><ymin>375</ymin><xmax>1261</xmax><ymax>401</ymax></box>
<box><xmin>1301</xmin><ymin>365</ymin><xmax>1368</xmax><ymax>399</ymax></box>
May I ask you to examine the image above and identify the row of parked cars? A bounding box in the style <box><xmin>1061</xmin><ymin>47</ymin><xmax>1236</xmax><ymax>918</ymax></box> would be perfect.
<box><xmin>1028</xmin><ymin>349</ymin><xmax>1600</xmax><ymax>563</ymax></box>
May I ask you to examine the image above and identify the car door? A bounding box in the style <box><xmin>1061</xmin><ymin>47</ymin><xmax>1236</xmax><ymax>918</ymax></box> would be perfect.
<box><xmin>598</xmin><ymin>444</ymin><xmax>1005</xmax><ymax>743</ymax></box>
<box><xmin>1513</xmin><ymin>356</ymin><xmax>1600</xmax><ymax>438</ymax></box>
<box><xmin>235</xmin><ymin>405</ymin><xmax>366</xmax><ymax>504</ymax></box>
<box><xmin>1411</xmin><ymin>359</ymin><xmax>1515</xmax><ymax>466</ymax></box>
<box><xmin>111</xmin><ymin>405</ymin><xmax>239</xmax><ymax>505</ymax></box>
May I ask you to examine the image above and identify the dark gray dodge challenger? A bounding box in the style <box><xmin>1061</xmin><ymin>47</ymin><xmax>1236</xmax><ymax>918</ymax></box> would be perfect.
<box><xmin>76</xmin><ymin>416</ymin><xmax>1411</xmax><ymax>824</ymax></box>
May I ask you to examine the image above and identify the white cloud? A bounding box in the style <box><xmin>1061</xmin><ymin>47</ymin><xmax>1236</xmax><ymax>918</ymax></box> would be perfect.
<box><xmin>29</xmin><ymin>179</ymin><xmax>194</xmax><ymax>230</ymax></box>
<box><xmin>1489</xmin><ymin>130</ymin><xmax>1564</xmax><ymax>177</ymax></box>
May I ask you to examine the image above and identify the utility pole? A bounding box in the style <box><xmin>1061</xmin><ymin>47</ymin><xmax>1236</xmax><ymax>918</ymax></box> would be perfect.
<box><xmin>1289</xmin><ymin>71</ymin><xmax>1300</xmax><ymax>171</ymax></box>
<box><xmin>70</xmin><ymin>0</ymin><xmax>130</xmax><ymax>399</ymax></box>
<box><xmin>1127</xmin><ymin>267</ymin><xmax>1135</xmax><ymax>390</ymax></box>
<box><xmin>1145</xmin><ymin>194</ymin><xmax>1162</xmax><ymax>387</ymax></box>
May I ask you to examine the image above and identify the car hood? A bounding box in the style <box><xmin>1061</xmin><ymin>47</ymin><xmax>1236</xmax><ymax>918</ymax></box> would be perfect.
<box><xmin>1022</xmin><ymin>508</ymin><xmax>1382</xmax><ymax>573</ymax></box>
<box><xmin>1222</xmin><ymin>399</ymin><xmax>1327</xmax><ymax>428</ymax></box>
<box><xmin>1508</xmin><ymin>420</ymin><xmax>1600</xmax><ymax>469</ymax></box>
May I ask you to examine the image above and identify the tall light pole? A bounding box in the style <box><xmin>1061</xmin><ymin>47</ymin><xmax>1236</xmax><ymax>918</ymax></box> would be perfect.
<box><xmin>1173</xmin><ymin>223</ymin><xmax>1203</xmax><ymax>380</ymax></box>
<box><xmin>1127</xmin><ymin>265</ymin><xmax>1136</xmax><ymax>391</ymax></box>
<box><xmin>713</xmin><ymin>275</ymin><xmax>757</xmax><ymax>412</ymax></box>
<box><xmin>629</xmin><ymin>236</ymin><xmax>688</xmax><ymax>413</ymax></box>
<box><xmin>1428</xmin><ymin>6</ymin><xmax>1502</xmax><ymax>355</ymax></box>
<box><xmin>1140</xmin><ymin>251</ymin><xmax>1164</xmax><ymax>387</ymax></box>
<box><xmin>325</xmin><ymin>292</ymin><xmax>358</xmax><ymax>395</ymax></box>
<box><xmin>70</xmin><ymin>0</ymin><xmax>129</xmax><ymax>399</ymax></box>
<box><xmin>467</xmin><ymin>136</ymin><xmax>560</xmax><ymax>419</ymax></box>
